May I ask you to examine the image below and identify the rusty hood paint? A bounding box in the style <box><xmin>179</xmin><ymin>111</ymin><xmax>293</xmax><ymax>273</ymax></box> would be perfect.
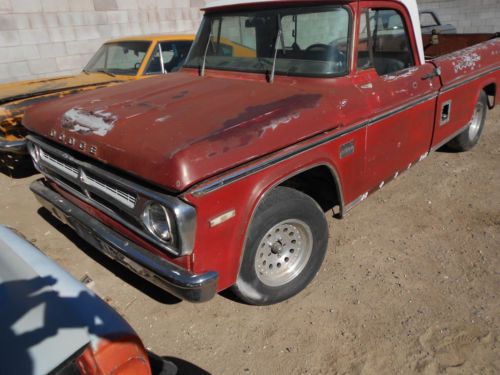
<box><xmin>23</xmin><ymin>71</ymin><xmax>346</xmax><ymax>191</ymax></box>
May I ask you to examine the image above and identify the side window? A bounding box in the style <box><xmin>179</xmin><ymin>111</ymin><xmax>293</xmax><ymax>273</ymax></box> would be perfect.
<box><xmin>357</xmin><ymin>8</ymin><xmax>415</xmax><ymax>76</ymax></box>
<box><xmin>160</xmin><ymin>41</ymin><xmax>192</xmax><ymax>72</ymax></box>
<box><xmin>145</xmin><ymin>44</ymin><xmax>163</xmax><ymax>74</ymax></box>
<box><xmin>420</xmin><ymin>12</ymin><xmax>438</xmax><ymax>28</ymax></box>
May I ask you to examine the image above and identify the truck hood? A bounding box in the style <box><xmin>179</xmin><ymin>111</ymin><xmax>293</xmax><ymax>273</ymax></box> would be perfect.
<box><xmin>24</xmin><ymin>72</ymin><xmax>339</xmax><ymax>191</ymax></box>
<box><xmin>0</xmin><ymin>72</ymin><xmax>126</xmax><ymax>105</ymax></box>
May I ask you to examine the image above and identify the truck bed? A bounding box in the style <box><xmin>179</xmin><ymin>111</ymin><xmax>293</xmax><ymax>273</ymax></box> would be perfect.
<box><xmin>423</xmin><ymin>33</ymin><xmax>499</xmax><ymax>59</ymax></box>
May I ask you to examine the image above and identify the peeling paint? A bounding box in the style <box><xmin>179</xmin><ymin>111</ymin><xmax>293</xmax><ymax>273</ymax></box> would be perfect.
<box><xmin>452</xmin><ymin>53</ymin><xmax>481</xmax><ymax>73</ymax></box>
<box><xmin>155</xmin><ymin>115</ymin><xmax>172</xmax><ymax>123</ymax></box>
<box><xmin>381</xmin><ymin>67</ymin><xmax>419</xmax><ymax>82</ymax></box>
<box><xmin>62</xmin><ymin>108</ymin><xmax>117</xmax><ymax>136</ymax></box>
<box><xmin>262</xmin><ymin>112</ymin><xmax>300</xmax><ymax>133</ymax></box>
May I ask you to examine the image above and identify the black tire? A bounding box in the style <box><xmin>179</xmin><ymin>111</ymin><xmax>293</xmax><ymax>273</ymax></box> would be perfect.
<box><xmin>447</xmin><ymin>91</ymin><xmax>488</xmax><ymax>152</ymax></box>
<box><xmin>231</xmin><ymin>186</ymin><xmax>328</xmax><ymax>305</ymax></box>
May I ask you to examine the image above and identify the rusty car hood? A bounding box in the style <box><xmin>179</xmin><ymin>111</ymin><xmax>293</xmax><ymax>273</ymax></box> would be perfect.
<box><xmin>0</xmin><ymin>72</ymin><xmax>128</xmax><ymax>105</ymax></box>
<box><xmin>23</xmin><ymin>71</ymin><xmax>346</xmax><ymax>191</ymax></box>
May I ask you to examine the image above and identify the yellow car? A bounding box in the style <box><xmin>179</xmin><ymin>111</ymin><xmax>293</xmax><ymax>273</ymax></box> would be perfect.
<box><xmin>0</xmin><ymin>34</ymin><xmax>194</xmax><ymax>167</ymax></box>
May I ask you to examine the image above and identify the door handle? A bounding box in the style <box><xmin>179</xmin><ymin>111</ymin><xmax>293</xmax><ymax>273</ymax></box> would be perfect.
<box><xmin>422</xmin><ymin>67</ymin><xmax>441</xmax><ymax>80</ymax></box>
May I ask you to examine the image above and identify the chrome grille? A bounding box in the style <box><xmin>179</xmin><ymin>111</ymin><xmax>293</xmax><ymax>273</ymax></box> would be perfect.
<box><xmin>81</xmin><ymin>172</ymin><xmax>137</xmax><ymax>209</ymax></box>
<box><xmin>40</xmin><ymin>148</ymin><xmax>78</xmax><ymax>178</ymax></box>
<box><xmin>28</xmin><ymin>134</ymin><xmax>197</xmax><ymax>256</ymax></box>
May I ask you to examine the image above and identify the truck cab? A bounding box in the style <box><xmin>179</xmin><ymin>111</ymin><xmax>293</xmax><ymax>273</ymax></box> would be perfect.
<box><xmin>24</xmin><ymin>0</ymin><xmax>499</xmax><ymax>305</ymax></box>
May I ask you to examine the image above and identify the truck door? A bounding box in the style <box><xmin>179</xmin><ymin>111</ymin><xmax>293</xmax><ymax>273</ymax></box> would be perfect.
<box><xmin>355</xmin><ymin>3</ymin><xmax>440</xmax><ymax>191</ymax></box>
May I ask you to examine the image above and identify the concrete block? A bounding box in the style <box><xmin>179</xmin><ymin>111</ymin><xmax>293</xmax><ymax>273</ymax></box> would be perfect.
<box><xmin>28</xmin><ymin>57</ymin><xmax>58</xmax><ymax>74</ymax></box>
<box><xmin>49</xmin><ymin>27</ymin><xmax>77</xmax><ymax>43</ymax></box>
<box><xmin>0</xmin><ymin>45</ymin><xmax>39</xmax><ymax>63</ymax></box>
<box><xmin>65</xmin><ymin>39</ymin><xmax>101</xmax><ymax>55</ymax></box>
<box><xmin>0</xmin><ymin>30</ymin><xmax>19</xmax><ymax>46</ymax></box>
<box><xmin>28</xmin><ymin>13</ymin><xmax>58</xmax><ymax>28</ymax></box>
<box><xmin>137</xmin><ymin>0</ymin><xmax>158</xmax><ymax>10</ymax></box>
<box><xmin>8</xmin><ymin>61</ymin><xmax>31</xmax><ymax>78</ymax></box>
<box><xmin>38</xmin><ymin>42</ymin><xmax>67</xmax><ymax>58</ymax></box>
<box><xmin>18</xmin><ymin>28</ymin><xmax>50</xmax><ymax>45</ymax></box>
<box><xmin>173</xmin><ymin>0</ymin><xmax>189</xmax><ymax>8</ymax></box>
<box><xmin>74</xmin><ymin>25</ymin><xmax>100</xmax><ymax>40</ymax></box>
<box><xmin>68</xmin><ymin>0</ymin><xmax>94</xmax><ymax>11</ymax></box>
<box><xmin>0</xmin><ymin>14</ymin><xmax>30</xmax><ymax>30</ymax></box>
<box><xmin>41</xmin><ymin>0</ymin><xmax>70</xmax><ymax>12</ymax></box>
<box><xmin>94</xmin><ymin>0</ymin><xmax>118</xmax><ymax>11</ymax></box>
<box><xmin>97</xmin><ymin>23</ymin><xmax>121</xmax><ymax>38</ymax></box>
<box><xmin>190</xmin><ymin>0</ymin><xmax>205</xmax><ymax>7</ymax></box>
<box><xmin>56</xmin><ymin>54</ymin><xmax>87</xmax><ymax>70</ymax></box>
<box><xmin>119</xmin><ymin>22</ymin><xmax>142</xmax><ymax>35</ymax></box>
<box><xmin>0</xmin><ymin>0</ymin><xmax>12</xmax><ymax>13</ymax></box>
<box><xmin>116</xmin><ymin>0</ymin><xmax>138</xmax><ymax>10</ymax></box>
<box><xmin>107</xmin><ymin>10</ymin><xmax>128</xmax><ymax>24</ymax></box>
<box><xmin>11</xmin><ymin>0</ymin><xmax>42</xmax><ymax>13</ymax></box>
<box><xmin>84</xmin><ymin>11</ymin><xmax>108</xmax><ymax>25</ymax></box>
<box><xmin>58</xmin><ymin>12</ymin><xmax>88</xmax><ymax>27</ymax></box>
<box><xmin>157</xmin><ymin>0</ymin><xmax>174</xmax><ymax>7</ymax></box>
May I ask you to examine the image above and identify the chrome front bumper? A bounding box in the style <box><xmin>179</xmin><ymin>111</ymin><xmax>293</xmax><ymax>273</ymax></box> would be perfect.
<box><xmin>30</xmin><ymin>179</ymin><xmax>218</xmax><ymax>303</ymax></box>
<box><xmin>0</xmin><ymin>137</ymin><xmax>27</xmax><ymax>154</ymax></box>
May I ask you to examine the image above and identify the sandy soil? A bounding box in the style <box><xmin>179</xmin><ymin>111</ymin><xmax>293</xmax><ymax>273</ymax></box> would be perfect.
<box><xmin>1</xmin><ymin>107</ymin><xmax>499</xmax><ymax>375</ymax></box>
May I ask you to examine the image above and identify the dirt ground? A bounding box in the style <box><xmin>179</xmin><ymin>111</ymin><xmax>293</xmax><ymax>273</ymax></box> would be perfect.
<box><xmin>1</xmin><ymin>107</ymin><xmax>499</xmax><ymax>375</ymax></box>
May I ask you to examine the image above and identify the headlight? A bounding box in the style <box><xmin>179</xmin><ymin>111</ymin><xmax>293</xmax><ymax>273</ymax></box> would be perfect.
<box><xmin>142</xmin><ymin>202</ymin><xmax>175</xmax><ymax>243</ymax></box>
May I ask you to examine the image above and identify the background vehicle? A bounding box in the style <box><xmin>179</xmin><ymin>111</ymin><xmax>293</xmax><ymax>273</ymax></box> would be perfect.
<box><xmin>24</xmin><ymin>0</ymin><xmax>499</xmax><ymax>306</ymax></box>
<box><xmin>0</xmin><ymin>225</ymin><xmax>153</xmax><ymax>375</ymax></box>
<box><xmin>419</xmin><ymin>10</ymin><xmax>457</xmax><ymax>34</ymax></box>
<box><xmin>0</xmin><ymin>34</ymin><xmax>193</xmax><ymax>170</ymax></box>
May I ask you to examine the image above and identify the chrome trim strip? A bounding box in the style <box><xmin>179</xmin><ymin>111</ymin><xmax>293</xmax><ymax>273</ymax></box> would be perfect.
<box><xmin>0</xmin><ymin>138</ymin><xmax>27</xmax><ymax>154</ymax></box>
<box><xmin>440</xmin><ymin>66</ymin><xmax>500</xmax><ymax>93</ymax></box>
<box><xmin>31</xmin><ymin>179</ymin><xmax>217</xmax><ymax>303</ymax></box>
<box><xmin>28</xmin><ymin>134</ymin><xmax>196</xmax><ymax>257</ymax></box>
<box><xmin>192</xmin><ymin>93</ymin><xmax>438</xmax><ymax>196</ymax></box>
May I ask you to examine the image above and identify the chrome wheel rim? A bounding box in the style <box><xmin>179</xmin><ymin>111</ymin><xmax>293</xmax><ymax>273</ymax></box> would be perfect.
<box><xmin>468</xmin><ymin>101</ymin><xmax>485</xmax><ymax>140</ymax></box>
<box><xmin>254</xmin><ymin>219</ymin><xmax>313</xmax><ymax>287</ymax></box>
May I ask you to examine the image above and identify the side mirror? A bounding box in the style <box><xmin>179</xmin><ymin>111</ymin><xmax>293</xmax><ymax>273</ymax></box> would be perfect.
<box><xmin>431</xmin><ymin>29</ymin><xmax>440</xmax><ymax>45</ymax></box>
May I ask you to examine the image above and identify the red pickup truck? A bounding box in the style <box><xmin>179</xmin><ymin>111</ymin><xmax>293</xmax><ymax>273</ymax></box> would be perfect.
<box><xmin>24</xmin><ymin>0</ymin><xmax>499</xmax><ymax>305</ymax></box>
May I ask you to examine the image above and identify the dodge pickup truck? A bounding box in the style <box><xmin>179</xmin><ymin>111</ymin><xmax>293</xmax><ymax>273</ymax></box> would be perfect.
<box><xmin>24</xmin><ymin>0</ymin><xmax>499</xmax><ymax>305</ymax></box>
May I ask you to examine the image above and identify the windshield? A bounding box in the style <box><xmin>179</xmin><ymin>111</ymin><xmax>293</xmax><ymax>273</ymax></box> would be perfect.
<box><xmin>84</xmin><ymin>41</ymin><xmax>151</xmax><ymax>76</ymax></box>
<box><xmin>185</xmin><ymin>5</ymin><xmax>351</xmax><ymax>77</ymax></box>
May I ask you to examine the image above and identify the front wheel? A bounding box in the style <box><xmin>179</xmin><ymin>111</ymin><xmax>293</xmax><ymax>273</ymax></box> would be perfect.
<box><xmin>446</xmin><ymin>91</ymin><xmax>488</xmax><ymax>152</ymax></box>
<box><xmin>231</xmin><ymin>187</ymin><xmax>328</xmax><ymax>305</ymax></box>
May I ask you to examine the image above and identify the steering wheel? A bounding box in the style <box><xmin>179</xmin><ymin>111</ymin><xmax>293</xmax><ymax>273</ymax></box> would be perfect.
<box><xmin>305</xmin><ymin>43</ymin><xmax>345</xmax><ymax>71</ymax></box>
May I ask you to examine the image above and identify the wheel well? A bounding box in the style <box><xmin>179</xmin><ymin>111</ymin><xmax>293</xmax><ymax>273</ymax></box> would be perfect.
<box><xmin>483</xmin><ymin>83</ymin><xmax>496</xmax><ymax>109</ymax></box>
<box><xmin>278</xmin><ymin>165</ymin><xmax>342</xmax><ymax>216</ymax></box>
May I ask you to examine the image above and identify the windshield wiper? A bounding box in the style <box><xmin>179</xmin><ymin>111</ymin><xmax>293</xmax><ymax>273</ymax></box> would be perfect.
<box><xmin>200</xmin><ymin>22</ymin><xmax>213</xmax><ymax>77</ymax></box>
<box><xmin>96</xmin><ymin>69</ymin><xmax>116</xmax><ymax>77</ymax></box>
<box><xmin>82</xmin><ymin>69</ymin><xmax>90</xmax><ymax>75</ymax></box>
<box><xmin>268</xmin><ymin>14</ymin><xmax>285</xmax><ymax>84</ymax></box>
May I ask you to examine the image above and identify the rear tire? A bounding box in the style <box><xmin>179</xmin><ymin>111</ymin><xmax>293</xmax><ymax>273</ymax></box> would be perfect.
<box><xmin>231</xmin><ymin>187</ymin><xmax>328</xmax><ymax>305</ymax></box>
<box><xmin>447</xmin><ymin>91</ymin><xmax>487</xmax><ymax>152</ymax></box>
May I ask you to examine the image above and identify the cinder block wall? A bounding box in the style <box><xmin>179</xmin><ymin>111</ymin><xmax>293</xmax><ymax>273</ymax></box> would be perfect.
<box><xmin>417</xmin><ymin>0</ymin><xmax>500</xmax><ymax>33</ymax></box>
<box><xmin>0</xmin><ymin>0</ymin><xmax>206</xmax><ymax>83</ymax></box>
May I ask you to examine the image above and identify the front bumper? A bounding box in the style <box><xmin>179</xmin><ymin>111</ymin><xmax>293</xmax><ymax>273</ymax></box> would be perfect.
<box><xmin>0</xmin><ymin>137</ymin><xmax>27</xmax><ymax>154</ymax></box>
<box><xmin>30</xmin><ymin>179</ymin><xmax>218</xmax><ymax>303</ymax></box>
